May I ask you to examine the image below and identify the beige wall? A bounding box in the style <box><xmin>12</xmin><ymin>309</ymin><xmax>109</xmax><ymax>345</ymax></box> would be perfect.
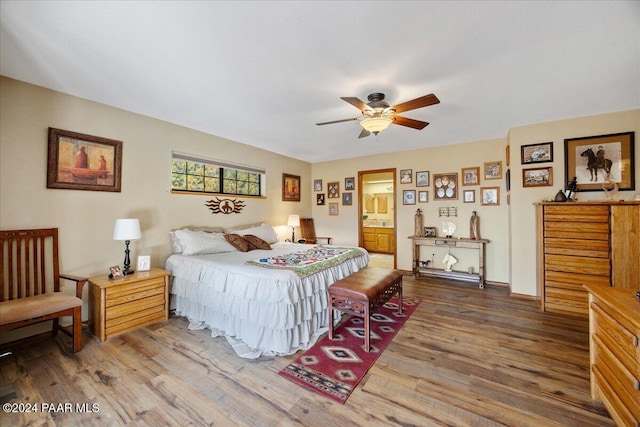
<box><xmin>2</xmin><ymin>76</ymin><xmax>638</xmax><ymax>307</ymax></box>
<box><xmin>0</xmin><ymin>76</ymin><xmax>311</xmax><ymax>288</ymax></box>
<box><xmin>312</xmin><ymin>138</ymin><xmax>510</xmax><ymax>285</ymax></box>
<box><xmin>507</xmin><ymin>110</ymin><xmax>640</xmax><ymax>295</ymax></box>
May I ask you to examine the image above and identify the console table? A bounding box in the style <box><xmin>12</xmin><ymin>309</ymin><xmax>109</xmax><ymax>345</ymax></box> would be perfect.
<box><xmin>409</xmin><ymin>236</ymin><xmax>490</xmax><ymax>288</ymax></box>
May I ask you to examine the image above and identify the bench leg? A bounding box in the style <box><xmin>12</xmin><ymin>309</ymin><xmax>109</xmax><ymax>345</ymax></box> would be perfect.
<box><xmin>397</xmin><ymin>281</ymin><xmax>403</xmax><ymax>315</ymax></box>
<box><xmin>328</xmin><ymin>299</ymin><xmax>334</xmax><ymax>341</ymax></box>
<box><xmin>364</xmin><ymin>304</ymin><xmax>370</xmax><ymax>352</ymax></box>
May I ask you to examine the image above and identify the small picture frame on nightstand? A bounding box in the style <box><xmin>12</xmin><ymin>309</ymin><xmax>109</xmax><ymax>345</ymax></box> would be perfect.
<box><xmin>109</xmin><ymin>265</ymin><xmax>123</xmax><ymax>279</ymax></box>
<box><xmin>137</xmin><ymin>255</ymin><xmax>151</xmax><ymax>272</ymax></box>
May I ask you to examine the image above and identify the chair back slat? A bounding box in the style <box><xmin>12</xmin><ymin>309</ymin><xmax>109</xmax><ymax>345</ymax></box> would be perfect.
<box><xmin>0</xmin><ymin>228</ymin><xmax>60</xmax><ymax>302</ymax></box>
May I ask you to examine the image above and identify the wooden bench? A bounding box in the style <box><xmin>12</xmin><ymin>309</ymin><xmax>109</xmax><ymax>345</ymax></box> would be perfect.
<box><xmin>328</xmin><ymin>267</ymin><xmax>403</xmax><ymax>352</ymax></box>
<box><xmin>0</xmin><ymin>228</ymin><xmax>88</xmax><ymax>353</ymax></box>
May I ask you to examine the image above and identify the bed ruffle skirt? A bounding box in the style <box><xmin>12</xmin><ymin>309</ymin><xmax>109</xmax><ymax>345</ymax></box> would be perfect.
<box><xmin>167</xmin><ymin>249</ymin><xmax>368</xmax><ymax>358</ymax></box>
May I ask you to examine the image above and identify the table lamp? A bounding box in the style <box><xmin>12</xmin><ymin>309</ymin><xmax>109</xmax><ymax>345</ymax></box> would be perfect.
<box><xmin>287</xmin><ymin>214</ymin><xmax>300</xmax><ymax>242</ymax></box>
<box><xmin>113</xmin><ymin>218</ymin><xmax>141</xmax><ymax>275</ymax></box>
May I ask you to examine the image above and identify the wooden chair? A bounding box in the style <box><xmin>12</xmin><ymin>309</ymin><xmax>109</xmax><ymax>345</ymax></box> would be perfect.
<box><xmin>299</xmin><ymin>218</ymin><xmax>332</xmax><ymax>245</ymax></box>
<box><xmin>0</xmin><ymin>228</ymin><xmax>87</xmax><ymax>352</ymax></box>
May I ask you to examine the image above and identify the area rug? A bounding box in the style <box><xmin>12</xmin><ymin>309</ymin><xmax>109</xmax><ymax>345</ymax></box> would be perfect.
<box><xmin>278</xmin><ymin>296</ymin><xmax>421</xmax><ymax>404</ymax></box>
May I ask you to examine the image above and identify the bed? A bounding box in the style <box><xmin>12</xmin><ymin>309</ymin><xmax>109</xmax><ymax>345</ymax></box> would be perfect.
<box><xmin>165</xmin><ymin>223</ymin><xmax>369</xmax><ymax>358</ymax></box>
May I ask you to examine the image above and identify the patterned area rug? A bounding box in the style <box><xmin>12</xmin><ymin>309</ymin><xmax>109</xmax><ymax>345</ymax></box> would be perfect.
<box><xmin>278</xmin><ymin>296</ymin><xmax>420</xmax><ymax>404</ymax></box>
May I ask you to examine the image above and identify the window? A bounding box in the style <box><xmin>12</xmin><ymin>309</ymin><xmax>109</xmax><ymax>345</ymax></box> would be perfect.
<box><xmin>171</xmin><ymin>152</ymin><xmax>265</xmax><ymax>197</ymax></box>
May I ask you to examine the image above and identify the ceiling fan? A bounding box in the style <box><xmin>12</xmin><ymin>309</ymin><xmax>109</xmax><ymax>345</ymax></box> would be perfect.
<box><xmin>316</xmin><ymin>92</ymin><xmax>440</xmax><ymax>138</ymax></box>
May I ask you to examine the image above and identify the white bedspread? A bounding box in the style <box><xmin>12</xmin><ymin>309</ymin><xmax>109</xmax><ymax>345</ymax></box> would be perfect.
<box><xmin>165</xmin><ymin>242</ymin><xmax>369</xmax><ymax>358</ymax></box>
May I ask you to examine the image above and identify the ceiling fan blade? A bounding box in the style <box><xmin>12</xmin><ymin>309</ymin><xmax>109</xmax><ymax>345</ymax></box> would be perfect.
<box><xmin>392</xmin><ymin>115</ymin><xmax>429</xmax><ymax>130</ymax></box>
<box><xmin>358</xmin><ymin>128</ymin><xmax>371</xmax><ymax>138</ymax></box>
<box><xmin>316</xmin><ymin>117</ymin><xmax>359</xmax><ymax>126</ymax></box>
<box><xmin>341</xmin><ymin>97</ymin><xmax>369</xmax><ymax>111</ymax></box>
<box><xmin>392</xmin><ymin>94</ymin><xmax>440</xmax><ymax>114</ymax></box>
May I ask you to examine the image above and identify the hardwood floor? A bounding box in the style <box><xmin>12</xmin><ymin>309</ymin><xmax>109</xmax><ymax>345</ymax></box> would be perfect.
<box><xmin>0</xmin><ymin>276</ymin><xmax>613</xmax><ymax>427</ymax></box>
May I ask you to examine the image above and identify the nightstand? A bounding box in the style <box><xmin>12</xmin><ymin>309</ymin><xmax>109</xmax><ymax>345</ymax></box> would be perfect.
<box><xmin>88</xmin><ymin>267</ymin><xmax>170</xmax><ymax>342</ymax></box>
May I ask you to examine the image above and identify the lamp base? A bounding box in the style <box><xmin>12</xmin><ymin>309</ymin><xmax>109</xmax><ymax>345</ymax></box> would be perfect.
<box><xmin>123</xmin><ymin>269</ymin><xmax>135</xmax><ymax>276</ymax></box>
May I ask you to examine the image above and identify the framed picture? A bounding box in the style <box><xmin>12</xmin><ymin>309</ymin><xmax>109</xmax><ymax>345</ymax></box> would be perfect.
<box><xmin>136</xmin><ymin>255</ymin><xmax>151</xmax><ymax>272</ymax></box>
<box><xmin>47</xmin><ymin>127</ymin><xmax>122</xmax><ymax>192</ymax></box>
<box><xmin>483</xmin><ymin>161</ymin><xmax>502</xmax><ymax>180</ymax></box>
<box><xmin>344</xmin><ymin>177</ymin><xmax>355</xmax><ymax>191</ymax></box>
<box><xmin>523</xmin><ymin>167</ymin><xmax>553</xmax><ymax>187</ymax></box>
<box><xmin>521</xmin><ymin>142</ymin><xmax>553</xmax><ymax>164</ymax></box>
<box><xmin>329</xmin><ymin>202</ymin><xmax>339</xmax><ymax>216</ymax></box>
<box><xmin>418</xmin><ymin>191</ymin><xmax>428</xmax><ymax>203</ymax></box>
<box><xmin>423</xmin><ymin>227</ymin><xmax>437</xmax><ymax>238</ymax></box>
<box><xmin>403</xmin><ymin>190</ymin><xmax>416</xmax><ymax>205</ymax></box>
<box><xmin>461</xmin><ymin>166</ymin><xmax>480</xmax><ymax>186</ymax></box>
<box><xmin>416</xmin><ymin>171</ymin><xmax>430</xmax><ymax>187</ymax></box>
<box><xmin>463</xmin><ymin>189</ymin><xmax>475</xmax><ymax>203</ymax></box>
<box><xmin>327</xmin><ymin>181</ymin><xmax>340</xmax><ymax>198</ymax></box>
<box><xmin>342</xmin><ymin>192</ymin><xmax>352</xmax><ymax>205</ymax></box>
<box><xmin>433</xmin><ymin>172</ymin><xmax>458</xmax><ymax>200</ymax></box>
<box><xmin>400</xmin><ymin>169</ymin><xmax>412</xmax><ymax>184</ymax></box>
<box><xmin>316</xmin><ymin>193</ymin><xmax>325</xmax><ymax>205</ymax></box>
<box><xmin>313</xmin><ymin>179</ymin><xmax>322</xmax><ymax>191</ymax></box>
<box><xmin>282</xmin><ymin>173</ymin><xmax>301</xmax><ymax>201</ymax></box>
<box><xmin>564</xmin><ymin>132</ymin><xmax>635</xmax><ymax>192</ymax></box>
<box><xmin>480</xmin><ymin>186</ymin><xmax>500</xmax><ymax>206</ymax></box>
<box><xmin>109</xmin><ymin>265</ymin><xmax>123</xmax><ymax>279</ymax></box>
<box><xmin>506</xmin><ymin>145</ymin><xmax>510</xmax><ymax>167</ymax></box>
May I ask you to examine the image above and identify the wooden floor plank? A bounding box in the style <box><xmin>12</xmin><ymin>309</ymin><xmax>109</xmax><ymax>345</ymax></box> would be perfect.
<box><xmin>0</xmin><ymin>276</ymin><xmax>614</xmax><ymax>426</ymax></box>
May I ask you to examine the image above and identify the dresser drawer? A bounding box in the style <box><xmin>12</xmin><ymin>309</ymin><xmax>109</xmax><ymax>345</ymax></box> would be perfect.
<box><xmin>545</xmin><ymin>254</ymin><xmax>610</xmax><ymax>276</ymax></box>
<box><xmin>593</xmin><ymin>364</ymin><xmax>640</xmax><ymax>427</ymax></box>
<box><xmin>594</xmin><ymin>336</ymin><xmax>640</xmax><ymax>419</ymax></box>
<box><xmin>593</xmin><ymin>302</ymin><xmax>640</xmax><ymax>376</ymax></box>
<box><xmin>543</xmin><ymin>205</ymin><xmax>610</xmax><ymax>222</ymax></box>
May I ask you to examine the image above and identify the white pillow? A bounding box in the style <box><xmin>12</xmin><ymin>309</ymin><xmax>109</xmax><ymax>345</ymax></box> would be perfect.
<box><xmin>226</xmin><ymin>223</ymin><xmax>279</xmax><ymax>244</ymax></box>
<box><xmin>174</xmin><ymin>229</ymin><xmax>238</xmax><ymax>256</ymax></box>
<box><xmin>170</xmin><ymin>226</ymin><xmax>225</xmax><ymax>253</ymax></box>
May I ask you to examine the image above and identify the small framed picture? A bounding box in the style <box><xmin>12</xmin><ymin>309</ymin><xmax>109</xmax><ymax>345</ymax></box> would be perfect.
<box><xmin>400</xmin><ymin>169</ymin><xmax>412</xmax><ymax>184</ymax></box>
<box><xmin>327</xmin><ymin>182</ymin><xmax>340</xmax><ymax>198</ymax></box>
<box><xmin>137</xmin><ymin>255</ymin><xmax>151</xmax><ymax>272</ymax></box>
<box><xmin>109</xmin><ymin>265</ymin><xmax>123</xmax><ymax>279</ymax></box>
<box><xmin>461</xmin><ymin>167</ymin><xmax>480</xmax><ymax>186</ymax></box>
<box><xmin>416</xmin><ymin>171</ymin><xmax>429</xmax><ymax>187</ymax></box>
<box><xmin>521</xmin><ymin>142</ymin><xmax>553</xmax><ymax>164</ymax></box>
<box><xmin>523</xmin><ymin>166</ymin><xmax>553</xmax><ymax>187</ymax></box>
<box><xmin>344</xmin><ymin>177</ymin><xmax>355</xmax><ymax>191</ymax></box>
<box><xmin>463</xmin><ymin>189</ymin><xmax>475</xmax><ymax>203</ymax></box>
<box><xmin>342</xmin><ymin>192</ymin><xmax>352</xmax><ymax>205</ymax></box>
<box><xmin>313</xmin><ymin>179</ymin><xmax>322</xmax><ymax>191</ymax></box>
<box><xmin>418</xmin><ymin>191</ymin><xmax>428</xmax><ymax>203</ymax></box>
<box><xmin>403</xmin><ymin>190</ymin><xmax>416</xmax><ymax>205</ymax></box>
<box><xmin>329</xmin><ymin>202</ymin><xmax>339</xmax><ymax>216</ymax></box>
<box><xmin>424</xmin><ymin>227</ymin><xmax>437</xmax><ymax>238</ymax></box>
<box><xmin>481</xmin><ymin>187</ymin><xmax>500</xmax><ymax>206</ymax></box>
<box><xmin>484</xmin><ymin>161</ymin><xmax>502</xmax><ymax>180</ymax></box>
<box><xmin>316</xmin><ymin>193</ymin><xmax>325</xmax><ymax>205</ymax></box>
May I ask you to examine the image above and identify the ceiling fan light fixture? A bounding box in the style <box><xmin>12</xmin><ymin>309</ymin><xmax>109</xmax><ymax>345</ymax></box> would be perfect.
<box><xmin>360</xmin><ymin>116</ymin><xmax>393</xmax><ymax>134</ymax></box>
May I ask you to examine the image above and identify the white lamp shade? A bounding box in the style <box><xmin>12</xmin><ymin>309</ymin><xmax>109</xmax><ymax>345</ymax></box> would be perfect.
<box><xmin>113</xmin><ymin>218</ymin><xmax>141</xmax><ymax>241</ymax></box>
<box><xmin>287</xmin><ymin>214</ymin><xmax>300</xmax><ymax>227</ymax></box>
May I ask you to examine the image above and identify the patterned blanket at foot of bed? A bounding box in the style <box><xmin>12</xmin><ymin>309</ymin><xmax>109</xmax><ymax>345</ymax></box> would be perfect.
<box><xmin>247</xmin><ymin>246</ymin><xmax>363</xmax><ymax>277</ymax></box>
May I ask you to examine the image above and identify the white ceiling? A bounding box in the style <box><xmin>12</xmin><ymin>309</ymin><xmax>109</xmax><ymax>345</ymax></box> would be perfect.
<box><xmin>1</xmin><ymin>1</ymin><xmax>638</xmax><ymax>163</ymax></box>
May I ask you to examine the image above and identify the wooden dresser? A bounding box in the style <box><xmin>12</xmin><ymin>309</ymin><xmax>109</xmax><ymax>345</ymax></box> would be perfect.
<box><xmin>536</xmin><ymin>201</ymin><xmax>640</xmax><ymax>317</ymax></box>
<box><xmin>584</xmin><ymin>284</ymin><xmax>640</xmax><ymax>427</ymax></box>
<box><xmin>88</xmin><ymin>268</ymin><xmax>169</xmax><ymax>342</ymax></box>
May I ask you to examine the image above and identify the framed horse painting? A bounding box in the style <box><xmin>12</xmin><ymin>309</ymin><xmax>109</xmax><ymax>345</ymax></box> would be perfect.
<box><xmin>564</xmin><ymin>132</ymin><xmax>635</xmax><ymax>192</ymax></box>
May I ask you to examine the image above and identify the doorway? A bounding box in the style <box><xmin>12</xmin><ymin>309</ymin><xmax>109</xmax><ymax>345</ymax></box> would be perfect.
<box><xmin>358</xmin><ymin>169</ymin><xmax>396</xmax><ymax>269</ymax></box>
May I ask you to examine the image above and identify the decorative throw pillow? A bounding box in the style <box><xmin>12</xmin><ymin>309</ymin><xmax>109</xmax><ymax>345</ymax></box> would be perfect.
<box><xmin>224</xmin><ymin>234</ymin><xmax>257</xmax><ymax>252</ymax></box>
<box><xmin>242</xmin><ymin>234</ymin><xmax>271</xmax><ymax>250</ymax></box>
<box><xmin>174</xmin><ymin>229</ymin><xmax>237</xmax><ymax>256</ymax></box>
<box><xmin>226</xmin><ymin>223</ymin><xmax>279</xmax><ymax>244</ymax></box>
